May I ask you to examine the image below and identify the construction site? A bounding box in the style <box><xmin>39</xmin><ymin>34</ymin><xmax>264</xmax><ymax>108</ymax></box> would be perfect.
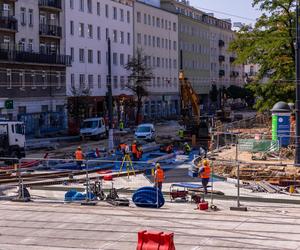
<box><xmin>1</xmin><ymin>109</ymin><xmax>300</xmax><ymax>249</ymax></box>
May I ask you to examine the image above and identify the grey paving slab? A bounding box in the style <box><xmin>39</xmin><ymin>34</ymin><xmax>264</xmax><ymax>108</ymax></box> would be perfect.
<box><xmin>0</xmin><ymin>200</ymin><xmax>300</xmax><ymax>249</ymax></box>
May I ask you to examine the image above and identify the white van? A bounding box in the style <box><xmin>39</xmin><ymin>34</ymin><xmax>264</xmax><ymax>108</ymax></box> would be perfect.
<box><xmin>134</xmin><ymin>123</ymin><xmax>156</xmax><ymax>141</ymax></box>
<box><xmin>80</xmin><ymin>118</ymin><xmax>107</xmax><ymax>140</ymax></box>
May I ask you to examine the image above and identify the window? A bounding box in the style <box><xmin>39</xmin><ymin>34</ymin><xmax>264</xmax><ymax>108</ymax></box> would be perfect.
<box><xmin>70</xmin><ymin>21</ymin><xmax>74</xmax><ymax>35</ymax></box>
<box><xmin>113</xmin><ymin>52</ymin><xmax>118</xmax><ymax>65</ymax></box>
<box><xmin>113</xmin><ymin>7</ymin><xmax>117</xmax><ymax>20</ymax></box>
<box><xmin>87</xmin><ymin>0</ymin><xmax>92</xmax><ymax>13</ymax></box>
<box><xmin>19</xmin><ymin>72</ymin><xmax>25</xmax><ymax>90</ymax></box>
<box><xmin>71</xmin><ymin>73</ymin><xmax>75</xmax><ymax>88</ymax></box>
<box><xmin>88</xmin><ymin>49</ymin><xmax>93</xmax><ymax>63</ymax></box>
<box><xmin>56</xmin><ymin>72</ymin><xmax>61</xmax><ymax>89</ymax></box>
<box><xmin>97</xmin><ymin>75</ymin><xmax>101</xmax><ymax>88</ymax></box>
<box><xmin>127</xmin><ymin>33</ymin><xmax>130</xmax><ymax>45</ymax></box>
<box><xmin>79</xmin><ymin>74</ymin><xmax>85</xmax><ymax>89</ymax></box>
<box><xmin>148</xmin><ymin>14</ymin><xmax>151</xmax><ymax>25</ymax></box>
<box><xmin>21</xmin><ymin>8</ymin><xmax>26</xmax><ymax>25</ymax></box>
<box><xmin>113</xmin><ymin>76</ymin><xmax>118</xmax><ymax>89</ymax></box>
<box><xmin>152</xmin><ymin>16</ymin><xmax>155</xmax><ymax>26</ymax></box>
<box><xmin>120</xmin><ymin>31</ymin><xmax>124</xmax><ymax>44</ymax></box>
<box><xmin>137</xmin><ymin>12</ymin><xmax>141</xmax><ymax>23</ymax></box>
<box><xmin>97</xmin><ymin>26</ymin><xmax>101</xmax><ymax>40</ymax></box>
<box><xmin>144</xmin><ymin>14</ymin><xmax>147</xmax><ymax>24</ymax></box>
<box><xmin>28</xmin><ymin>9</ymin><xmax>33</xmax><ymax>26</ymax></box>
<box><xmin>152</xmin><ymin>36</ymin><xmax>155</xmax><ymax>47</ymax></box>
<box><xmin>120</xmin><ymin>53</ymin><xmax>124</xmax><ymax>66</ymax></box>
<box><xmin>79</xmin><ymin>48</ymin><xmax>85</xmax><ymax>62</ymax></box>
<box><xmin>106</xmin><ymin>28</ymin><xmax>109</xmax><ymax>40</ymax></box>
<box><xmin>70</xmin><ymin>0</ymin><xmax>74</xmax><ymax>9</ymax></box>
<box><xmin>97</xmin><ymin>51</ymin><xmax>101</xmax><ymax>64</ymax></box>
<box><xmin>120</xmin><ymin>76</ymin><xmax>125</xmax><ymax>89</ymax></box>
<box><xmin>173</xmin><ymin>22</ymin><xmax>177</xmax><ymax>31</ymax></box>
<box><xmin>79</xmin><ymin>0</ymin><xmax>84</xmax><ymax>11</ymax></box>
<box><xmin>70</xmin><ymin>47</ymin><xmax>74</xmax><ymax>61</ymax></box>
<box><xmin>137</xmin><ymin>33</ymin><xmax>141</xmax><ymax>45</ymax></box>
<box><xmin>127</xmin><ymin>11</ymin><xmax>130</xmax><ymax>23</ymax></box>
<box><xmin>173</xmin><ymin>59</ymin><xmax>177</xmax><ymax>69</ymax></box>
<box><xmin>97</xmin><ymin>2</ymin><xmax>100</xmax><ymax>15</ymax></box>
<box><xmin>79</xmin><ymin>23</ymin><xmax>84</xmax><ymax>37</ymax></box>
<box><xmin>120</xmin><ymin>9</ymin><xmax>124</xmax><ymax>21</ymax></box>
<box><xmin>88</xmin><ymin>24</ymin><xmax>93</xmax><ymax>38</ymax></box>
<box><xmin>113</xmin><ymin>30</ymin><xmax>117</xmax><ymax>42</ymax></box>
<box><xmin>157</xmin><ymin>57</ymin><xmax>160</xmax><ymax>67</ymax></box>
<box><xmin>88</xmin><ymin>75</ymin><xmax>94</xmax><ymax>89</ymax></box>
<box><xmin>6</xmin><ymin>69</ymin><xmax>11</xmax><ymax>89</ymax></box>
<box><xmin>27</xmin><ymin>39</ymin><xmax>33</xmax><ymax>52</ymax></box>
<box><xmin>144</xmin><ymin>34</ymin><xmax>147</xmax><ymax>46</ymax></box>
<box><xmin>105</xmin><ymin>4</ymin><xmax>109</xmax><ymax>18</ymax></box>
<box><xmin>148</xmin><ymin>35</ymin><xmax>151</xmax><ymax>46</ymax></box>
<box><xmin>173</xmin><ymin>41</ymin><xmax>177</xmax><ymax>51</ymax></box>
<box><xmin>156</xmin><ymin>17</ymin><xmax>160</xmax><ymax>27</ymax></box>
<box><xmin>157</xmin><ymin>37</ymin><xmax>160</xmax><ymax>48</ymax></box>
<box><xmin>42</xmin><ymin>71</ymin><xmax>47</xmax><ymax>89</ymax></box>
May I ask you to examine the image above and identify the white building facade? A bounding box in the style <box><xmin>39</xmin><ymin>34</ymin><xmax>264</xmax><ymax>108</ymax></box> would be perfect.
<box><xmin>64</xmin><ymin>0</ymin><xmax>134</xmax><ymax>118</ymax></box>
<box><xmin>134</xmin><ymin>1</ymin><xmax>180</xmax><ymax>120</ymax></box>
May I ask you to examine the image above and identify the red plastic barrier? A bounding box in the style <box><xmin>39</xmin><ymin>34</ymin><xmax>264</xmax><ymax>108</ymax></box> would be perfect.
<box><xmin>198</xmin><ymin>201</ymin><xmax>209</xmax><ymax>210</ymax></box>
<box><xmin>103</xmin><ymin>175</ymin><xmax>113</xmax><ymax>181</ymax></box>
<box><xmin>137</xmin><ymin>230</ymin><xmax>175</xmax><ymax>250</ymax></box>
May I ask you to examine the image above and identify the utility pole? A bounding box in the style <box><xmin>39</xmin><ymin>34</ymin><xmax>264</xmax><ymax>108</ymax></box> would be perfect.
<box><xmin>295</xmin><ymin>0</ymin><xmax>300</xmax><ymax>165</ymax></box>
<box><xmin>107</xmin><ymin>38</ymin><xmax>114</xmax><ymax>151</ymax></box>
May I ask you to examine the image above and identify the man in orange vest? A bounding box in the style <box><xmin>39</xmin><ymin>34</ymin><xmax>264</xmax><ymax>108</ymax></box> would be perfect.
<box><xmin>198</xmin><ymin>159</ymin><xmax>211</xmax><ymax>195</ymax></box>
<box><xmin>75</xmin><ymin>146</ymin><xmax>84</xmax><ymax>168</ymax></box>
<box><xmin>131</xmin><ymin>140</ymin><xmax>138</xmax><ymax>160</ymax></box>
<box><xmin>154</xmin><ymin>163</ymin><xmax>165</xmax><ymax>191</ymax></box>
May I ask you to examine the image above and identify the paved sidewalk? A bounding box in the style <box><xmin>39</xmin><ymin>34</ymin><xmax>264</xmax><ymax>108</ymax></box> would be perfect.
<box><xmin>0</xmin><ymin>200</ymin><xmax>300</xmax><ymax>249</ymax></box>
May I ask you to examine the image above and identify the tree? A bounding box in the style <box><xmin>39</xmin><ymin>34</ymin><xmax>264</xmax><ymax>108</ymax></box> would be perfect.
<box><xmin>124</xmin><ymin>49</ymin><xmax>153</xmax><ymax>125</ymax></box>
<box><xmin>229</xmin><ymin>0</ymin><xmax>296</xmax><ymax>110</ymax></box>
<box><xmin>67</xmin><ymin>85</ymin><xmax>91</xmax><ymax>133</ymax></box>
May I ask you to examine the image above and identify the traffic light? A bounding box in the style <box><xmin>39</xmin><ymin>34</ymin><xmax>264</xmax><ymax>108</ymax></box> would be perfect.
<box><xmin>5</xmin><ymin>100</ymin><xmax>13</xmax><ymax>109</ymax></box>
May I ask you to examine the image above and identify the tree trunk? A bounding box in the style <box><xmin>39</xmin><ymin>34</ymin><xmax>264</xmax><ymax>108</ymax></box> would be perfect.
<box><xmin>136</xmin><ymin>98</ymin><xmax>142</xmax><ymax>125</ymax></box>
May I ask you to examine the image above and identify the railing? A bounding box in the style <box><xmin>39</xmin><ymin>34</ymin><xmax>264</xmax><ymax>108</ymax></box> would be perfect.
<box><xmin>0</xmin><ymin>47</ymin><xmax>71</xmax><ymax>66</ymax></box>
<box><xmin>0</xmin><ymin>16</ymin><xmax>17</xmax><ymax>31</ymax></box>
<box><xmin>39</xmin><ymin>0</ymin><xmax>62</xmax><ymax>9</ymax></box>
<box><xmin>39</xmin><ymin>24</ymin><xmax>62</xmax><ymax>38</ymax></box>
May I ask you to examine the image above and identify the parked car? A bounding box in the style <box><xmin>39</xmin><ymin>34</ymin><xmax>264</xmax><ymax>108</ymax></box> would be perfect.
<box><xmin>80</xmin><ymin>117</ymin><xmax>107</xmax><ymax>140</ymax></box>
<box><xmin>134</xmin><ymin>123</ymin><xmax>156</xmax><ymax>141</ymax></box>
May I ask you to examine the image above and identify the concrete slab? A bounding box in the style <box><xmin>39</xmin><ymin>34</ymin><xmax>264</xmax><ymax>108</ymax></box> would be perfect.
<box><xmin>0</xmin><ymin>199</ymin><xmax>300</xmax><ymax>249</ymax></box>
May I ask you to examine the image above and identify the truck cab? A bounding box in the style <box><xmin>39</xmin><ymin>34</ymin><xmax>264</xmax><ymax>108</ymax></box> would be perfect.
<box><xmin>0</xmin><ymin>121</ymin><xmax>26</xmax><ymax>159</ymax></box>
<box><xmin>80</xmin><ymin>117</ymin><xmax>107</xmax><ymax>140</ymax></box>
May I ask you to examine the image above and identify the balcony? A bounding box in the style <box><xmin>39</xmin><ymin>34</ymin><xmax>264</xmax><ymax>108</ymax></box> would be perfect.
<box><xmin>39</xmin><ymin>0</ymin><xmax>62</xmax><ymax>11</ymax></box>
<box><xmin>40</xmin><ymin>24</ymin><xmax>62</xmax><ymax>38</ymax></box>
<box><xmin>230</xmin><ymin>71</ymin><xmax>239</xmax><ymax>77</ymax></box>
<box><xmin>0</xmin><ymin>15</ymin><xmax>17</xmax><ymax>32</ymax></box>
<box><xmin>0</xmin><ymin>47</ymin><xmax>71</xmax><ymax>66</ymax></box>
<box><xmin>219</xmin><ymin>55</ymin><xmax>225</xmax><ymax>62</ymax></box>
<box><xmin>219</xmin><ymin>70</ymin><xmax>225</xmax><ymax>77</ymax></box>
<box><xmin>219</xmin><ymin>40</ymin><xmax>225</xmax><ymax>47</ymax></box>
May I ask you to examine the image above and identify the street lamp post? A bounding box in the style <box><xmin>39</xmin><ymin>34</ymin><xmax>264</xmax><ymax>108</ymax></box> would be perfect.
<box><xmin>107</xmin><ymin>38</ymin><xmax>114</xmax><ymax>151</ymax></box>
<box><xmin>295</xmin><ymin>0</ymin><xmax>300</xmax><ymax>165</ymax></box>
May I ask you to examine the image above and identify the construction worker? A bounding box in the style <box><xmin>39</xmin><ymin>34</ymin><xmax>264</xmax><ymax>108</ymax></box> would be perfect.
<box><xmin>119</xmin><ymin>120</ymin><xmax>124</xmax><ymax>131</ymax></box>
<box><xmin>119</xmin><ymin>143</ymin><xmax>129</xmax><ymax>155</ymax></box>
<box><xmin>198</xmin><ymin>159</ymin><xmax>211</xmax><ymax>196</ymax></box>
<box><xmin>131</xmin><ymin>140</ymin><xmax>138</xmax><ymax>160</ymax></box>
<box><xmin>154</xmin><ymin>163</ymin><xmax>165</xmax><ymax>191</ymax></box>
<box><xmin>178</xmin><ymin>127</ymin><xmax>184</xmax><ymax>139</ymax></box>
<box><xmin>136</xmin><ymin>146</ymin><xmax>143</xmax><ymax>161</ymax></box>
<box><xmin>75</xmin><ymin>146</ymin><xmax>84</xmax><ymax>168</ymax></box>
<box><xmin>184</xmin><ymin>142</ymin><xmax>191</xmax><ymax>155</ymax></box>
<box><xmin>165</xmin><ymin>144</ymin><xmax>174</xmax><ymax>154</ymax></box>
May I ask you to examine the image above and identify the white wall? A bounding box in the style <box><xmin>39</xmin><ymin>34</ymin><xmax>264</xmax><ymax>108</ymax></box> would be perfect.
<box><xmin>65</xmin><ymin>0</ymin><xmax>134</xmax><ymax>97</ymax></box>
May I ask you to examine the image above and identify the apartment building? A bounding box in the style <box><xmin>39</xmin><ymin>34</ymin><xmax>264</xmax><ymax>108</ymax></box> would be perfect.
<box><xmin>161</xmin><ymin>0</ymin><xmax>244</xmax><ymax>107</ymax></box>
<box><xmin>134</xmin><ymin>0</ymin><xmax>180</xmax><ymax>120</ymax></box>
<box><xmin>0</xmin><ymin>0</ymin><xmax>70</xmax><ymax>135</ymax></box>
<box><xmin>65</xmin><ymin>0</ymin><xmax>134</xmax><ymax>119</ymax></box>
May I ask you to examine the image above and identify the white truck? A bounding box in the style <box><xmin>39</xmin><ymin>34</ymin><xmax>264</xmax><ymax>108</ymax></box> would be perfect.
<box><xmin>0</xmin><ymin>121</ymin><xmax>26</xmax><ymax>159</ymax></box>
<box><xmin>80</xmin><ymin>117</ymin><xmax>107</xmax><ymax>140</ymax></box>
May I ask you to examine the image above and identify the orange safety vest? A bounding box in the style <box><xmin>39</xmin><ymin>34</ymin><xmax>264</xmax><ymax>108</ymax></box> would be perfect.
<box><xmin>201</xmin><ymin>165</ymin><xmax>211</xmax><ymax>179</ymax></box>
<box><xmin>75</xmin><ymin>150</ymin><xmax>83</xmax><ymax>160</ymax></box>
<box><xmin>131</xmin><ymin>143</ymin><xmax>137</xmax><ymax>154</ymax></box>
<box><xmin>155</xmin><ymin>169</ymin><xmax>165</xmax><ymax>183</ymax></box>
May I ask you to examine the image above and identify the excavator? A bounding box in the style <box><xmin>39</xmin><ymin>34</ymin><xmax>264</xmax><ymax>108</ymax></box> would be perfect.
<box><xmin>179</xmin><ymin>69</ymin><xmax>211</xmax><ymax>148</ymax></box>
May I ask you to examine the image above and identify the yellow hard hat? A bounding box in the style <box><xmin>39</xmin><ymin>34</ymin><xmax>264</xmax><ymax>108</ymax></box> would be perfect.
<box><xmin>202</xmin><ymin>159</ymin><xmax>209</xmax><ymax>166</ymax></box>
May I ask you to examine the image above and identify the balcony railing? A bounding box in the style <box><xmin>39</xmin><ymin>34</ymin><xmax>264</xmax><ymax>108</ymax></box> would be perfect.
<box><xmin>39</xmin><ymin>0</ymin><xmax>62</xmax><ymax>10</ymax></box>
<box><xmin>0</xmin><ymin>47</ymin><xmax>71</xmax><ymax>66</ymax></box>
<box><xmin>40</xmin><ymin>24</ymin><xmax>62</xmax><ymax>38</ymax></box>
<box><xmin>0</xmin><ymin>15</ymin><xmax>17</xmax><ymax>31</ymax></box>
<box><xmin>230</xmin><ymin>71</ymin><xmax>239</xmax><ymax>77</ymax></box>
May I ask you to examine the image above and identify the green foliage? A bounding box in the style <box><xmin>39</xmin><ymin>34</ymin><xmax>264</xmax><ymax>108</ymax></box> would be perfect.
<box><xmin>229</xmin><ymin>0</ymin><xmax>296</xmax><ymax>110</ymax></box>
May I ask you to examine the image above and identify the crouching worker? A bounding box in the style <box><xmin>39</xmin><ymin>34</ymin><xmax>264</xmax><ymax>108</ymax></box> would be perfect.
<box><xmin>198</xmin><ymin>159</ymin><xmax>211</xmax><ymax>199</ymax></box>
<box><xmin>154</xmin><ymin>163</ymin><xmax>165</xmax><ymax>191</ymax></box>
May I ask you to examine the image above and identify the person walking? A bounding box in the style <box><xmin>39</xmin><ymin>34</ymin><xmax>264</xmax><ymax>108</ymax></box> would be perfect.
<box><xmin>154</xmin><ymin>163</ymin><xmax>165</xmax><ymax>191</ymax></box>
<box><xmin>198</xmin><ymin>159</ymin><xmax>211</xmax><ymax>199</ymax></box>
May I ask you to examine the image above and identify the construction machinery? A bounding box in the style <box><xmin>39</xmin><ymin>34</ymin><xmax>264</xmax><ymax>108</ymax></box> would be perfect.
<box><xmin>179</xmin><ymin>69</ymin><xmax>211</xmax><ymax>147</ymax></box>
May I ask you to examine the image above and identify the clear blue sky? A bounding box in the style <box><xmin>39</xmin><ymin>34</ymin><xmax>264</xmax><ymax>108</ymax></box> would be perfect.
<box><xmin>189</xmin><ymin>0</ymin><xmax>261</xmax><ymax>25</ymax></box>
